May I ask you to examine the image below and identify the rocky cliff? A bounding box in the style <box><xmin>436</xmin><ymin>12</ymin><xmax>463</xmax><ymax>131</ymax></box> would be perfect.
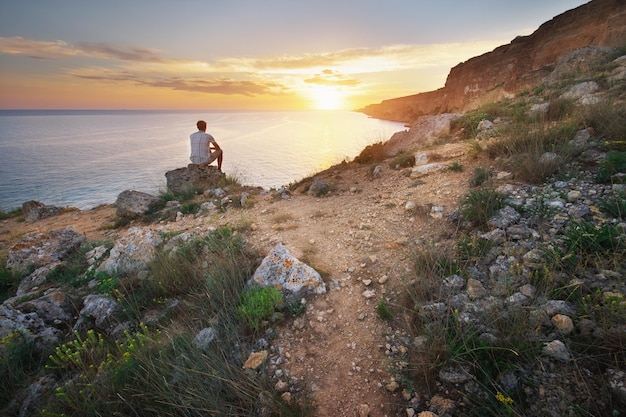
<box><xmin>360</xmin><ymin>0</ymin><xmax>626</xmax><ymax>122</ymax></box>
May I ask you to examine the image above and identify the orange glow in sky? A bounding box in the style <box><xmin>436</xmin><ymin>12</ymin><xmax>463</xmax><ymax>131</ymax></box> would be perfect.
<box><xmin>0</xmin><ymin>1</ymin><xmax>588</xmax><ymax>111</ymax></box>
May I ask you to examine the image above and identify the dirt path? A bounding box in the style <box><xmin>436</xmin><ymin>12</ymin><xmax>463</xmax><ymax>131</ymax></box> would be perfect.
<box><xmin>1</xmin><ymin>142</ymin><xmax>486</xmax><ymax>416</ymax></box>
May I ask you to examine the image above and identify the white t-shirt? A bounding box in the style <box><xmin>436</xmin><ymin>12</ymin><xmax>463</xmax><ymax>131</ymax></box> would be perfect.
<box><xmin>189</xmin><ymin>131</ymin><xmax>216</xmax><ymax>164</ymax></box>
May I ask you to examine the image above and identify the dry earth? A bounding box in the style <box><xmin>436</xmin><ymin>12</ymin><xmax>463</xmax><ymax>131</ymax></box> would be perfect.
<box><xmin>0</xmin><ymin>142</ymin><xmax>491</xmax><ymax>416</ymax></box>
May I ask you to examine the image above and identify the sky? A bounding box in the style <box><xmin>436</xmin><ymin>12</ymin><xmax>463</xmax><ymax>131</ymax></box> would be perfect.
<box><xmin>0</xmin><ymin>0</ymin><xmax>590</xmax><ymax>111</ymax></box>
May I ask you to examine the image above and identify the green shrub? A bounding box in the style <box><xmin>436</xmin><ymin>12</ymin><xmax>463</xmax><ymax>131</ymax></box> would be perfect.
<box><xmin>0</xmin><ymin>207</ymin><xmax>22</xmax><ymax>220</ymax></box>
<box><xmin>470</xmin><ymin>167</ymin><xmax>492</xmax><ymax>187</ymax></box>
<box><xmin>376</xmin><ymin>299</ymin><xmax>394</xmax><ymax>320</ymax></box>
<box><xmin>0</xmin><ymin>330</ymin><xmax>44</xmax><ymax>409</ymax></box>
<box><xmin>237</xmin><ymin>286</ymin><xmax>284</xmax><ymax>330</ymax></box>
<box><xmin>180</xmin><ymin>201</ymin><xmax>201</xmax><ymax>215</ymax></box>
<box><xmin>451</xmin><ymin>112</ymin><xmax>491</xmax><ymax>139</ymax></box>
<box><xmin>389</xmin><ymin>152</ymin><xmax>415</xmax><ymax>169</ymax></box>
<box><xmin>461</xmin><ymin>189</ymin><xmax>507</xmax><ymax>229</ymax></box>
<box><xmin>456</xmin><ymin>235</ymin><xmax>493</xmax><ymax>262</ymax></box>
<box><xmin>35</xmin><ymin>225</ymin><xmax>310</xmax><ymax>417</ymax></box>
<box><xmin>563</xmin><ymin>220</ymin><xmax>623</xmax><ymax>255</ymax></box>
<box><xmin>0</xmin><ymin>264</ymin><xmax>25</xmax><ymax>302</ymax></box>
<box><xmin>581</xmin><ymin>100</ymin><xmax>626</xmax><ymax>144</ymax></box>
<box><xmin>596</xmin><ymin>151</ymin><xmax>626</xmax><ymax>183</ymax></box>
<box><xmin>598</xmin><ymin>192</ymin><xmax>626</xmax><ymax>219</ymax></box>
<box><xmin>546</xmin><ymin>97</ymin><xmax>575</xmax><ymax>121</ymax></box>
<box><xmin>447</xmin><ymin>161</ymin><xmax>463</xmax><ymax>172</ymax></box>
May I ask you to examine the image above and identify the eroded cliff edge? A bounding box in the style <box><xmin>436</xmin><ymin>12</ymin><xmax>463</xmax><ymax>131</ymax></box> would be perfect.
<box><xmin>359</xmin><ymin>0</ymin><xmax>626</xmax><ymax>123</ymax></box>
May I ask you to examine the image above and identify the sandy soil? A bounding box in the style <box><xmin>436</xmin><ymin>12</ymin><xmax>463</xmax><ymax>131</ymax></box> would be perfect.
<box><xmin>0</xmin><ymin>142</ymin><xmax>488</xmax><ymax>416</ymax></box>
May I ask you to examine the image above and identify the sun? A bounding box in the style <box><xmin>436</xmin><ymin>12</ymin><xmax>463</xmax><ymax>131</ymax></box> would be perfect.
<box><xmin>310</xmin><ymin>85</ymin><xmax>345</xmax><ymax>110</ymax></box>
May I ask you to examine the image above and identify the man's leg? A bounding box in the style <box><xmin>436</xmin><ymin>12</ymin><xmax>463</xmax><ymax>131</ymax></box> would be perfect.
<box><xmin>207</xmin><ymin>149</ymin><xmax>223</xmax><ymax>171</ymax></box>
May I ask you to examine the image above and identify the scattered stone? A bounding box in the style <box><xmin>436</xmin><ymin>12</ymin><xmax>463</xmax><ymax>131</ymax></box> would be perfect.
<box><xmin>414</xmin><ymin>152</ymin><xmax>429</xmax><ymax>166</ymax></box>
<box><xmin>193</xmin><ymin>327</ymin><xmax>216</xmax><ymax>351</ymax></box>
<box><xmin>439</xmin><ymin>365</ymin><xmax>471</xmax><ymax>384</ymax></box>
<box><xmin>16</xmin><ymin>262</ymin><xmax>62</xmax><ymax>296</ymax></box>
<box><xmin>386</xmin><ymin>379</ymin><xmax>400</xmax><ymax>392</ymax></box>
<box><xmin>466</xmin><ymin>279</ymin><xmax>486</xmax><ymax>300</ymax></box>
<box><xmin>6</xmin><ymin>228</ymin><xmax>86</xmax><ymax>273</ymax></box>
<box><xmin>22</xmin><ymin>200</ymin><xmax>63</xmax><ymax>222</ymax></box>
<box><xmin>243</xmin><ymin>350</ymin><xmax>268</xmax><ymax>370</ymax></box>
<box><xmin>115</xmin><ymin>190</ymin><xmax>161</xmax><ymax>218</ymax></box>
<box><xmin>411</xmin><ymin>163</ymin><xmax>445</xmax><ymax>178</ymax></box>
<box><xmin>542</xmin><ymin>339</ymin><xmax>571</xmax><ymax>362</ymax></box>
<box><xmin>74</xmin><ymin>294</ymin><xmax>121</xmax><ymax>334</ymax></box>
<box><xmin>477</xmin><ymin>119</ymin><xmax>494</xmax><ymax>131</ymax></box>
<box><xmin>607</xmin><ymin>368</ymin><xmax>626</xmax><ymax>406</ymax></box>
<box><xmin>274</xmin><ymin>380</ymin><xmax>288</xmax><ymax>392</ymax></box>
<box><xmin>357</xmin><ymin>403</ymin><xmax>370</xmax><ymax>417</ymax></box>
<box><xmin>552</xmin><ymin>314</ymin><xmax>574</xmax><ymax>334</ymax></box>
<box><xmin>362</xmin><ymin>290</ymin><xmax>376</xmax><ymax>299</ymax></box>
<box><xmin>308</xmin><ymin>179</ymin><xmax>330</xmax><ymax>196</ymax></box>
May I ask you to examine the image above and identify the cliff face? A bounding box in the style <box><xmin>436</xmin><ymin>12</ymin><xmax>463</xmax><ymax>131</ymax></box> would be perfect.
<box><xmin>360</xmin><ymin>0</ymin><xmax>626</xmax><ymax>122</ymax></box>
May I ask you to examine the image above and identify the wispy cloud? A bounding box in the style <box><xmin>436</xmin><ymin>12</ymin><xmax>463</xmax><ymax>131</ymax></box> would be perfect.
<box><xmin>0</xmin><ymin>36</ymin><xmax>501</xmax><ymax>97</ymax></box>
<box><xmin>70</xmin><ymin>67</ymin><xmax>287</xmax><ymax>96</ymax></box>
<box><xmin>304</xmin><ymin>70</ymin><xmax>360</xmax><ymax>87</ymax></box>
<box><xmin>0</xmin><ymin>36</ymin><xmax>174</xmax><ymax>63</ymax></box>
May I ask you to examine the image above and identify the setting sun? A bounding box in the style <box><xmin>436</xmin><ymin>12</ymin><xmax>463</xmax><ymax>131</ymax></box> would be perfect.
<box><xmin>310</xmin><ymin>85</ymin><xmax>345</xmax><ymax>110</ymax></box>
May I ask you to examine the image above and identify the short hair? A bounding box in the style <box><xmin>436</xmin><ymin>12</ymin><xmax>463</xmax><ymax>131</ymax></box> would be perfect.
<box><xmin>196</xmin><ymin>120</ymin><xmax>207</xmax><ymax>130</ymax></box>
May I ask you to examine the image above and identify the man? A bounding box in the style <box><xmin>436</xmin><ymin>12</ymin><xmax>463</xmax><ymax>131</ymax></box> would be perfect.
<box><xmin>190</xmin><ymin>120</ymin><xmax>223</xmax><ymax>171</ymax></box>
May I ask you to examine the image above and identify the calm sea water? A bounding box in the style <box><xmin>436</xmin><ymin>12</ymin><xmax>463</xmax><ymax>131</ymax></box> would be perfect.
<box><xmin>0</xmin><ymin>110</ymin><xmax>404</xmax><ymax>211</ymax></box>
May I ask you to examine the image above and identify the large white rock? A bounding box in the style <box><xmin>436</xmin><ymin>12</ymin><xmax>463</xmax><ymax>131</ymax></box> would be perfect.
<box><xmin>98</xmin><ymin>227</ymin><xmax>161</xmax><ymax>275</ymax></box>
<box><xmin>251</xmin><ymin>244</ymin><xmax>326</xmax><ymax>295</ymax></box>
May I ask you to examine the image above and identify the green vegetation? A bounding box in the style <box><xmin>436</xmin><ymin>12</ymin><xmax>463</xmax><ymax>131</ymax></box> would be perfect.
<box><xmin>469</xmin><ymin>167</ymin><xmax>492</xmax><ymax>187</ymax></box>
<box><xmin>1</xmin><ymin>227</ymin><xmax>311</xmax><ymax>416</ymax></box>
<box><xmin>376</xmin><ymin>299</ymin><xmax>395</xmax><ymax>320</ymax></box>
<box><xmin>237</xmin><ymin>286</ymin><xmax>284</xmax><ymax>330</ymax></box>
<box><xmin>460</xmin><ymin>188</ymin><xmax>507</xmax><ymax>229</ymax></box>
<box><xmin>389</xmin><ymin>152</ymin><xmax>415</xmax><ymax>169</ymax></box>
<box><xmin>595</xmin><ymin>151</ymin><xmax>626</xmax><ymax>183</ymax></box>
<box><xmin>598</xmin><ymin>191</ymin><xmax>626</xmax><ymax>219</ymax></box>
<box><xmin>0</xmin><ymin>263</ymin><xmax>26</xmax><ymax>302</ymax></box>
<box><xmin>0</xmin><ymin>207</ymin><xmax>22</xmax><ymax>220</ymax></box>
<box><xmin>447</xmin><ymin>161</ymin><xmax>463</xmax><ymax>172</ymax></box>
<box><xmin>396</xmin><ymin>51</ymin><xmax>626</xmax><ymax>415</ymax></box>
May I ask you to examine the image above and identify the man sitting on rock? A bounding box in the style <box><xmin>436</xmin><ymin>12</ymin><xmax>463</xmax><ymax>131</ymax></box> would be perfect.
<box><xmin>190</xmin><ymin>120</ymin><xmax>223</xmax><ymax>172</ymax></box>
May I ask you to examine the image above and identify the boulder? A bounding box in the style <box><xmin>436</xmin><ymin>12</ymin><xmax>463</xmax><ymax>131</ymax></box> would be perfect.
<box><xmin>98</xmin><ymin>226</ymin><xmax>161</xmax><ymax>275</ymax></box>
<box><xmin>6</xmin><ymin>228</ymin><xmax>86</xmax><ymax>273</ymax></box>
<box><xmin>165</xmin><ymin>164</ymin><xmax>224</xmax><ymax>194</ymax></box>
<box><xmin>0</xmin><ymin>305</ymin><xmax>63</xmax><ymax>353</ymax></box>
<box><xmin>16</xmin><ymin>261</ymin><xmax>62</xmax><ymax>296</ymax></box>
<box><xmin>115</xmin><ymin>190</ymin><xmax>161</xmax><ymax>218</ymax></box>
<box><xmin>22</xmin><ymin>200</ymin><xmax>62</xmax><ymax>222</ymax></box>
<box><xmin>251</xmin><ymin>243</ymin><xmax>326</xmax><ymax>295</ymax></box>
<box><xmin>74</xmin><ymin>294</ymin><xmax>121</xmax><ymax>334</ymax></box>
<box><xmin>384</xmin><ymin>114</ymin><xmax>461</xmax><ymax>156</ymax></box>
<box><xmin>16</xmin><ymin>291</ymin><xmax>78</xmax><ymax>327</ymax></box>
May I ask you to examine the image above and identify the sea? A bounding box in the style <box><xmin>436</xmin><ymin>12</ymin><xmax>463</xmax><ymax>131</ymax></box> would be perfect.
<box><xmin>0</xmin><ymin>110</ymin><xmax>405</xmax><ymax>211</ymax></box>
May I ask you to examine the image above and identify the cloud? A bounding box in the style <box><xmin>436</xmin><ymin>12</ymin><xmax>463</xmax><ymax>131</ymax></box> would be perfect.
<box><xmin>0</xmin><ymin>35</ymin><xmax>501</xmax><ymax>75</ymax></box>
<box><xmin>216</xmin><ymin>42</ymin><xmax>502</xmax><ymax>74</ymax></box>
<box><xmin>304</xmin><ymin>70</ymin><xmax>360</xmax><ymax>87</ymax></box>
<box><xmin>0</xmin><ymin>36</ymin><xmax>174</xmax><ymax>63</ymax></box>
<box><xmin>0</xmin><ymin>36</ymin><xmax>502</xmax><ymax>99</ymax></box>
<box><xmin>70</xmin><ymin>67</ymin><xmax>287</xmax><ymax>96</ymax></box>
